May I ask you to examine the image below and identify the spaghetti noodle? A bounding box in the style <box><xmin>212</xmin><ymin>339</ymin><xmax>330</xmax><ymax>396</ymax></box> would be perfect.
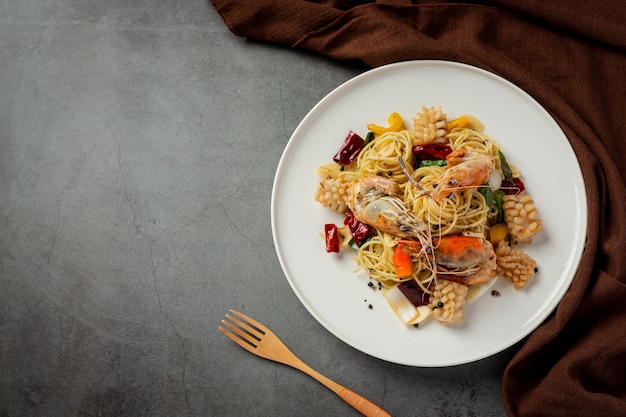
<box><xmin>315</xmin><ymin>107</ymin><xmax>542</xmax><ymax>326</ymax></box>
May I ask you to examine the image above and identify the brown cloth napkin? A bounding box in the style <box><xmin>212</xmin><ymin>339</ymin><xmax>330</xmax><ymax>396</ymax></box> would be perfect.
<box><xmin>210</xmin><ymin>1</ymin><xmax>626</xmax><ymax>415</ymax></box>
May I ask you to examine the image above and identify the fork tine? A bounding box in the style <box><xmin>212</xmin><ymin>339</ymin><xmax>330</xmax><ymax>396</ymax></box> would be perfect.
<box><xmin>224</xmin><ymin>314</ymin><xmax>263</xmax><ymax>342</ymax></box>
<box><xmin>228</xmin><ymin>309</ymin><xmax>267</xmax><ymax>334</ymax></box>
<box><xmin>218</xmin><ymin>325</ymin><xmax>258</xmax><ymax>354</ymax></box>
<box><xmin>219</xmin><ymin>310</ymin><xmax>392</xmax><ymax>416</ymax></box>
<box><xmin>220</xmin><ymin>309</ymin><xmax>269</xmax><ymax>351</ymax></box>
<box><xmin>220</xmin><ymin>319</ymin><xmax>259</xmax><ymax>343</ymax></box>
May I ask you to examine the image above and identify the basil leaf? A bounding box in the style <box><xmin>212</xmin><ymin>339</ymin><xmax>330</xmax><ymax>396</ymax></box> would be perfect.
<box><xmin>480</xmin><ymin>186</ymin><xmax>494</xmax><ymax>211</ymax></box>
<box><xmin>419</xmin><ymin>159</ymin><xmax>447</xmax><ymax>168</ymax></box>
<box><xmin>495</xmin><ymin>190</ymin><xmax>505</xmax><ymax>223</ymax></box>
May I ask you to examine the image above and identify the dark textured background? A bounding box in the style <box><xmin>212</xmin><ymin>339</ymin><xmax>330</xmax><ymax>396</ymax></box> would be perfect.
<box><xmin>1</xmin><ymin>1</ymin><xmax>528</xmax><ymax>416</ymax></box>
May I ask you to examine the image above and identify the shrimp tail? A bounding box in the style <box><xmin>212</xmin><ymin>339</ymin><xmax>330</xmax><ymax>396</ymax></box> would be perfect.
<box><xmin>432</xmin><ymin>148</ymin><xmax>495</xmax><ymax>202</ymax></box>
<box><xmin>398</xmin><ymin>156</ymin><xmax>430</xmax><ymax>197</ymax></box>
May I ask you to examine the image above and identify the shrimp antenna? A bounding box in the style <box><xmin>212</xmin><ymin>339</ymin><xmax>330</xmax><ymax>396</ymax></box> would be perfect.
<box><xmin>398</xmin><ymin>156</ymin><xmax>431</xmax><ymax>196</ymax></box>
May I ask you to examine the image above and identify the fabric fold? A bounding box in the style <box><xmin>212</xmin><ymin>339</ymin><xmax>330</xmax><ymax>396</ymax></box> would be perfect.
<box><xmin>210</xmin><ymin>0</ymin><xmax>342</xmax><ymax>45</ymax></box>
<box><xmin>209</xmin><ymin>1</ymin><xmax>626</xmax><ymax>415</ymax></box>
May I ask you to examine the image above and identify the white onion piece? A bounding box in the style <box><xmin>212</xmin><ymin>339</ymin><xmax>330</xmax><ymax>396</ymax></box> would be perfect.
<box><xmin>489</xmin><ymin>170</ymin><xmax>503</xmax><ymax>190</ymax></box>
<box><xmin>382</xmin><ymin>285</ymin><xmax>430</xmax><ymax>325</ymax></box>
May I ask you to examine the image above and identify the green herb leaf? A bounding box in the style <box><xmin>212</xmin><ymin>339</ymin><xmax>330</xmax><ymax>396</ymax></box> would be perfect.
<box><xmin>498</xmin><ymin>149</ymin><xmax>514</xmax><ymax>182</ymax></box>
<box><xmin>480</xmin><ymin>186</ymin><xmax>494</xmax><ymax>211</ymax></box>
<box><xmin>494</xmin><ymin>190</ymin><xmax>505</xmax><ymax>223</ymax></box>
<box><xmin>348</xmin><ymin>237</ymin><xmax>370</xmax><ymax>249</ymax></box>
<box><xmin>419</xmin><ymin>159</ymin><xmax>447</xmax><ymax>168</ymax></box>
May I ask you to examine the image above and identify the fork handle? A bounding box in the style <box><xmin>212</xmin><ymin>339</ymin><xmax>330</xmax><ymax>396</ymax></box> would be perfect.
<box><xmin>294</xmin><ymin>361</ymin><xmax>392</xmax><ymax>417</ymax></box>
<box><xmin>336</xmin><ymin>386</ymin><xmax>392</xmax><ymax>417</ymax></box>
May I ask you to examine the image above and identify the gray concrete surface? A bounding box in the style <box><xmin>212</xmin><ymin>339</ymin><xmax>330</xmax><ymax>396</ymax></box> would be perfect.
<box><xmin>1</xmin><ymin>1</ymin><xmax>515</xmax><ymax>416</ymax></box>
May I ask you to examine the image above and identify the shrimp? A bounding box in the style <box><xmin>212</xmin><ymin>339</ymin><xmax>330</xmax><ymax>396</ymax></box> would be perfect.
<box><xmin>397</xmin><ymin>235</ymin><xmax>497</xmax><ymax>285</ymax></box>
<box><xmin>432</xmin><ymin>148</ymin><xmax>495</xmax><ymax>202</ymax></box>
<box><xmin>348</xmin><ymin>176</ymin><xmax>429</xmax><ymax>239</ymax></box>
<box><xmin>433</xmin><ymin>235</ymin><xmax>497</xmax><ymax>285</ymax></box>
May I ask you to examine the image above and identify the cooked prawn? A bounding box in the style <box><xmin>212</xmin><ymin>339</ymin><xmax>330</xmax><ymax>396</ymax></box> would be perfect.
<box><xmin>432</xmin><ymin>148</ymin><xmax>495</xmax><ymax>202</ymax></box>
<box><xmin>397</xmin><ymin>235</ymin><xmax>497</xmax><ymax>285</ymax></box>
<box><xmin>433</xmin><ymin>235</ymin><xmax>497</xmax><ymax>285</ymax></box>
<box><xmin>348</xmin><ymin>176</ymin><xmax>429</xmax><ymax>239</ymax></box>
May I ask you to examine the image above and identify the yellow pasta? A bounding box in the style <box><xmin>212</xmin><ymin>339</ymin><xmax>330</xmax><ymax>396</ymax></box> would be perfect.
<box><xmin>316</xmin><ymin>107</ymin><xmax>543</xmax><ymax>326</ymax></box>
<box><xmin>356</xmin><ymin>130</ymin><xmax>414</xmax><ymax>181</ymax></box>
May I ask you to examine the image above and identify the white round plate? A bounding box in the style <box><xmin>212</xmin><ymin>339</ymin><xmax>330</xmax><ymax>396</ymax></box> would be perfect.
<box><xmin>271</xmin><ymin>60</ymin><xmax>587</xmax><ymax>367</ymax></box>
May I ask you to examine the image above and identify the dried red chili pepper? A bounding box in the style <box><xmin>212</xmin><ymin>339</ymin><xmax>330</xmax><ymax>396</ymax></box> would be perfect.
<box><xmin>343</xmin><ymin>211</ymin><xmax>373</xmax><ymax>246</ymax></box>
<box><xmin>501</xmin><ymin>178</ymin><xmax>526</xmax><ymax>195</ymax></box>
<box><xmin>324</xmin><ymin>224</ymin><xmax>340</xmax><ymax>253</ymax></box>
<box><xmin>411</xmin><ymin>143</ymin><xmax>453</xmax><ymax>161</ymax></box>
<box><xmin>332</xmin><ymin>130</ymin><xmax>365</xmax><ymax>165</ymax></box>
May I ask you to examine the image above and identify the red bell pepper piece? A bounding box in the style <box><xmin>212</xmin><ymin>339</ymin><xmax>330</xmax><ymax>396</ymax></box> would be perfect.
<box><xmin>393</xmin><ymin>244</ymin><xmax>413</xmax><ymax>278</ymax></box>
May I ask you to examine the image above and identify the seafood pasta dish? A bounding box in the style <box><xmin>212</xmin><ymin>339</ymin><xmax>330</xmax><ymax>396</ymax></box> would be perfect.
<box><xmin>315</xmin><ymin>106</ymin><xmax>543</xmax><ymax>327</ymax></box>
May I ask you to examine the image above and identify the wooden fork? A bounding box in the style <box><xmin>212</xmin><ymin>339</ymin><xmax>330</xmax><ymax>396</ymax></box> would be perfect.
<box><xmin>219</xmin><ymin>309</ymin><xmax>392</xmax><ymax>417</ymax></box>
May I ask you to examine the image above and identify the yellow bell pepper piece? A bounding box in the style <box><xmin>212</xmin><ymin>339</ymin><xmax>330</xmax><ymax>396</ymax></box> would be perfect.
<box><xmin>446</xmin><ymin>116</ymin><xmax>468</xmax><ymax>130</ymax></box>
<box><xmin>367</xmin><ymin>112</ymin><xmax>405</xmax><ymax>135</ymax></box>
<box><xmin>446</xmin><ymin>114</ymin><xmax>485</xmax><ymax>133</ymax></box>
<box><xmin>489</xmin><ymin>223</ymin><xmax>509</xmax><ymax>245</ymax></box>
